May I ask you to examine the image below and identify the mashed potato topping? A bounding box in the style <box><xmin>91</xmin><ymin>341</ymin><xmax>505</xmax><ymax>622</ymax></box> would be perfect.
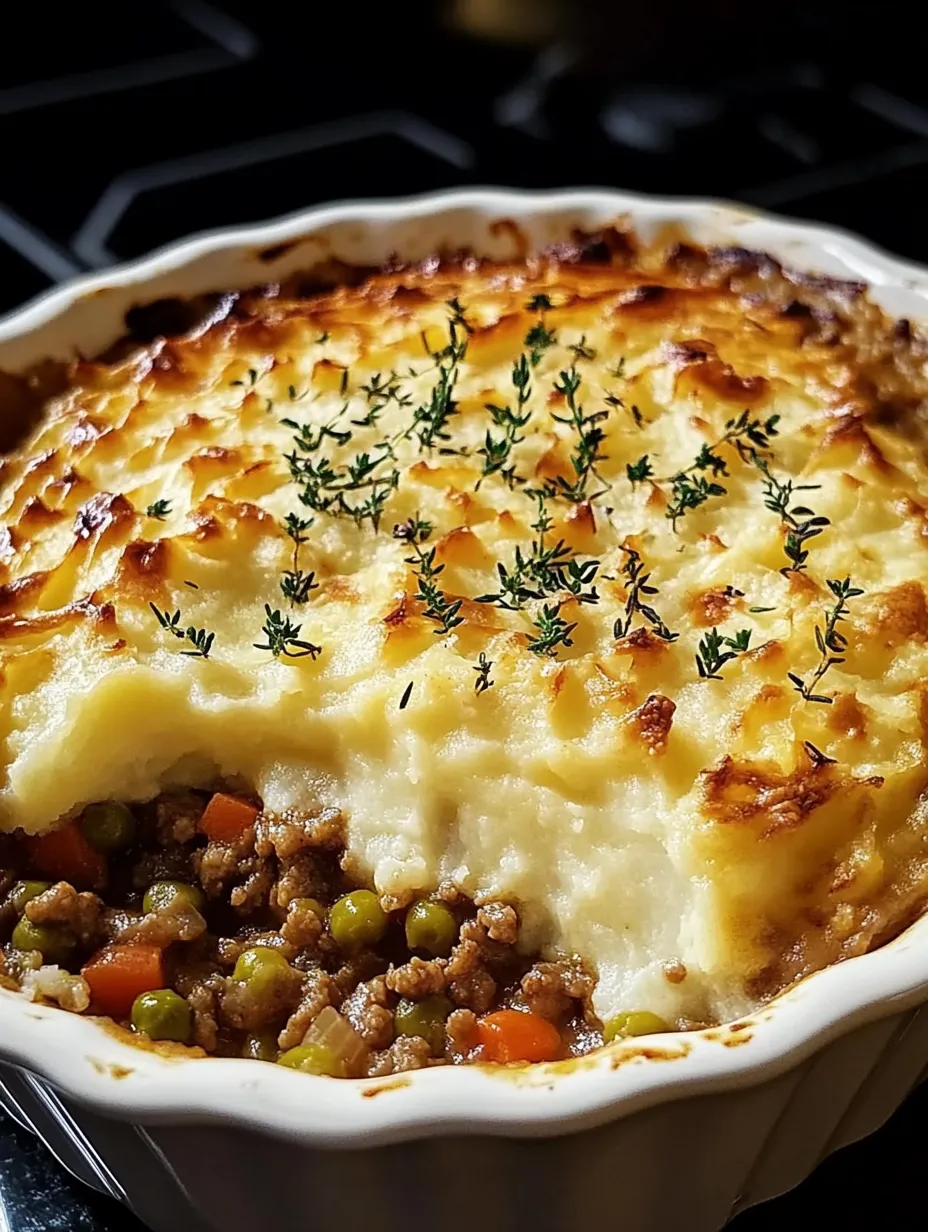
<box><xmin>3</xmin><ymin>230</ymin><xmax>928</xmax><ymax>1026</ymax></box>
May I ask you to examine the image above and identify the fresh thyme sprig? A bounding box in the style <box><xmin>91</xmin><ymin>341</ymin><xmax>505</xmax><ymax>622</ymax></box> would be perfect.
<box><xmin>695</xmin><ymin>627</ymin><xmax>752</xmax><ymax>680</ymax></box>
<box><xmin>284</xmin><ymin>304</ymin><xmax>470</xmax><ymax>531</ymax></box>
<box><xmin>526</xmin><ymin>602</ymin><xmax>577</xmax><ymax>656</ymax></box>
<box><xmin>614</xmin><ymin>546</ymin><xmax>678</xmax><ymax>642</ymax></box>
<box><xmin>665</xmin><ymin>473</ymin><xmax>728</xmax><ymax>529</ymax></box>
<box><xmin>392</xmin><ymin>517</ymin><xmax>464</xmax><ymax>635</ymax></box>
<box><xmin>754</xmin><ymin>457</ymin><xmax>831</xmax><ymax>574</ymax></box>
<box><xmin>409</xmin><ymin>301</ymin><xmax>472</xmax><ymax>452</ymax></box>
<box><xmin>568</xmin><ymin>334</ymin><xmax>596</xmax><ymax>362</ymax></box>
<box><xmin>627</xmin><ymin>456</ymin><xmax>653</xmax><ymax>485</ymax></box>
<box><xmin>146</xmin><ymin>499</ymin><xmax>172</xmax><ymax>519</ymax></box>
<box><xmin>285</xmin><ymin>445</ymin><xmax>400</xmax><ymax>530</ymax></box>
<box><xmin>603</xmin><ymin>357</ymin><xmax>645</xmax><ymax>428</ymax></box>
<box><xmin>477</xmin><ymin>353</ymin><xmax>532</xmax><ymax>489</ymax></box>
<box><xmin>524</xmin><ymin>293</ymin><xmax>556</xmax><ymax>367</ymax></box>
<box><xmin>476</xmin><ymin>490</ymin><xmax>599</xmax><ymax>610</ymax></box>
<box><xmin>150</xmin><ymin>603</ymin><xmax>215</xmax><ymax>658</ymax></box>
<box><xmin>280</xmin><ymin>513</ymin><xmax>318</xmax><ymax>605</ymax></box>
<box><xmin>254</xmin><ymin>604</ymin><xmax>322</xmax><ymax>659</ymax></box>
<box><xmin>788</xmin><ymin>577</ymin><xmax>863</xmax><ymax>704</ymax></box>
<box><xmin>473</xmin><ymin>652</ymin><xmax>494</xmax><ymax>693</ymax></box>
<box><xmin>353</xmin><ymin>371</ymin><xmax>412</xmax><ymax>428</ymax></box>
<box><xmin>551</xmin><ymin>365</ymin><xmax>609</xmax><ymax>503</ymax></box>
<box><xmin>665</xmin><ymin>411</ymin><xmax>780</xmax><ymax>530</ymax></box>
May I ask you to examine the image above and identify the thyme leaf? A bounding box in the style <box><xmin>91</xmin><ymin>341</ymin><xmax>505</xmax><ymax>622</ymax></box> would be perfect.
<box><xmin>524</xmin><ymin>294</ymin><xmax>556</xmax><ymax>367</ymax></box>
<box><xmin>551</xmin><ymin>365</ymin><xmax>609</xmax><ymax>503</ymax></box>
<box><xmin>695</xmin><ymin>627</ymin><xmax>752</xmax><ymax>680</ymax></box>
<box><xmin>473</xmin><ymin>651</ymin><xmax>494</xmax><ymax>694</ymax></box>
<box><xmin>146</xmin><ymin>499</ymin><xmax>172</xmax><ymax>520</ymax></box>
<box><xmin>409</xmin><ymin>301</ymin><xmax>472</xmax><ymax>452</ymax></box>
<box><xmin>787</xmin><ymin>576</ymin><xmax>863</xmax><ymax>704</ymax></box>
<box><xmin>626</xmin><ymin>456</ymin><xmax>653</xmax><ymax>485</ymax></box>
<box><xmin>477</xmin><ymin>353</ymin><xmax>532</xmax><ymax>489</ymax></box>
<box><xmin>665</xmin><ymin>411</ymin><xmax>780</xmax><ymax>530</ymax></box>
<box><xmin>392</xmin><ymin>517</ymin><xmax>465</xmax><ymax>635</ymax></box>
<box><xmin>614</xmin><ymin>546</ymin><xmax>678</xmax><ymax>642</ymax></box>
<box><xmin>567</xmin><ymin>334</ymin><xmax>596</xmax><ymax>361</ymax></box>
<box><xmin>150</xmin><ymin>603</ymin><xmax>214</xmax><ymax>658</ymax></box>
<box><xmin>254</xmin><ymin>604</ymin><xmax>322</xmax><ymax>659</ymax></box>
<box><xmin>476</xmin><ymin>491</ymin><xmax>599</xmax><ymax>610</ymax></box>
<box><xmin>526</xmin><ymin>602</ymin><xmax>577</xmax><ymax>656</ymax></box>
<box><xmin>280</xmin><ymin>513</ymin><xmax>317</xmax><ymax>606</ymax></box>
<box><xmin>754</xmin><ymin>457</ymin><xmax>831</xmax><ymax>574</ymax></box>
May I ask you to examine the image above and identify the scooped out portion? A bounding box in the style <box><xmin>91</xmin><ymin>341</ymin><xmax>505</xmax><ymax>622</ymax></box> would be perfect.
<box><xmin>1</xmin><ymin>790</ymin><xmax>651</xmax><ymax>1075</ymax></box>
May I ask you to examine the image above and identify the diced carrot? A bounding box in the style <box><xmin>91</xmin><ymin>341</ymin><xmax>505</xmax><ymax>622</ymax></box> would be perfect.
<box><xmin>82</xmin><ymin>945</ymin><xmax>165</xmax><ymax>1019</ymax></box>
<box><xmin>476</xmin><ymin>1009</ymin><xmax>562</xmax><ymax>1064</ymax></box>
<box><xmin>197</xmin><ymin>792</ymin><xmax>259</xmax><ymax>843</ymax></box>
<box><xmin>25</xmin><ymin>822</ymin><xmax>107</xmax><ymax>890</ymax></box>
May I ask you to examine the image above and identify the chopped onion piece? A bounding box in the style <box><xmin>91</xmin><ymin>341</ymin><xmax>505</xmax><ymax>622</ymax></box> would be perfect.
<box><xmin>21</xmin><ymin>965</ymin><xmax>90</xmax><ymax>1012</ymax></box>
<box><xmin>303</xmin><ymin>1005</ymin><xmax>366</xmax><ymax>1075</ymax></box>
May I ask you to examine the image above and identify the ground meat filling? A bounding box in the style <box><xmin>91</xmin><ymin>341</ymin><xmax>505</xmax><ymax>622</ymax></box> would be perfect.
<box><xmin>0</xmin><ymin>789</ymin><xmax>619</xmax><ymax>1077</ymax></box>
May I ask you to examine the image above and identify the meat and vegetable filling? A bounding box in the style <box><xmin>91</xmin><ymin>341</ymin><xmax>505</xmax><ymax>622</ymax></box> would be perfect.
<box><xmin>0</xmin><ymin>790</ymin><xmax>666</xmax><ymax>1076</ymax></box>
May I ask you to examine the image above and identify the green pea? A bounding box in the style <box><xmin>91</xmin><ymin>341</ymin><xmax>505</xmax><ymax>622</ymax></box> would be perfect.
<box><xmin>242</xmin><ymin>1030</ymin><xmax>279</xmax><ymax>1062</ymax></box>
<box><xmin>10</xmin><ymin>880</ymin><xmax>51</xmax><ymax>916</ymax></box>
<box><xmin>404</xmin><ymin>900</ymin><xmax>457</xmax><ymax>957</ymax></box>
<box><xmin>277</xmin><ymin>1043</ymin><xmax>345</xmax><ymax>1077</ymax></box>
<box><xmin>10</xmin><ymin>918</ymin><xmax>75</xmax><ymax>966</ymax></box>
<box><xmin>232</xmin><ymin>946</ymin><xmax>293</xmax><ymax>993</ymax></box>
<box><xmin>143</xmin><ymin>880</ymin><xmax>205</xmax><ymax>915</ymax></box>
<box><xmin>80</xmin><ymin>801</ymin><xmax>136</xmax><ymax>854</ymax></box>
<box><xmin>395</xmin><ymin>994</ymin><xmax>453</xmax><ymax>1055</ymax></box>
<box><xmin>603</xmin><ymin>1011</ymin><xmax>669</xmax><ymax>1043</ymax></box>
<box><xmin>130</xmin><ymin>989</ymin><xmax>193</xmax><ymax>1043</ymax></box>
<box><xmin>328</xmin><ymin>890</ymin><xmax>387</xmax><ymax>952</ymax></box>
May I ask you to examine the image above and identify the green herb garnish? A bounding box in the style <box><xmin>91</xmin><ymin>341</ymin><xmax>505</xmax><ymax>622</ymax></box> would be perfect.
<box><xmin>477</xmin><ymin>354</ymin><xmax>532</xmax><ymax>489</ymax></box>
<box><xmin>695</xmin><ymin>627</ymin><xmax>752</xmax><ymax>680</ymax></box>
<box><xmin>754</xmin><ymin>457</ymin><xmax>831</xmax><ymax>574</ymax></box>
<box><xmin>665</xmin><ymin>411</ymin><xmax>780</xmax><ymax>530</ymax></box>
<box><xmin>526</xmin><ymin>602</ymin><xmax>577</xmax><ymax>657</ymax></box>
<box><xmin>476</xmin><ymin>491</ymin><xmax>599</xmax><ymax>610</ymax></box>
<box><xmin>407</xmin><ymin>301</ymin><xmax>472</xmax><ymax>453</ymax></box>
<box><xmin>626</xmin><ymin>456</ymin><xmax>653</xmax><ymax>485</ymax></box>
<box><xmin>568</xmin><ymin>335</ymin><xmax>596</xmax><ymax>361</ymax></box>
<box><xmin>551</xmin><ymin>365</ymin><xmax>609</xmax><ymax>503</ymax></box>
<box><xmin>254</xmin><ymin>605</ymin><xmax>322</xmax><ymax>659</ymax></box>
<box><xmin>280</xmin><ymin>513</ymin><xmax>318</xmax><ymax>605</ymax></box>
<box><xmin>146</xmin><ymin>499</ymin><xmax>172</xmax><ymax>520</ymax></box>
<box><xmin>524</xmin><ymin>294</ymin><xmax>557</xmax><ymax>367</ymax></box>
<box><xmin>788</xmin><ymin>577</ymin><xmax>863</xmax><ymax>704</ymax></box>
<box><xmin>150</xmin><ymin>604</ymin><xmax>214</xmax><ymax>658</ymax></box>
<box><xmin>614</xmin><ymin>546</ymin><xmax>677</xmax><ymax>642</ymax></box>
<box><xmin>392</xmin><ymin>517</ymin><xmax>464</xmax><ymax>635</ymax></box>
<box><xmin>353</xmin><ymin>371</ymin><xmax>411</xmax><ymax>428</ymax></box>
<box><xmin>473</xmin><ymin>652</ymin><xmax>494</xmax><ymax>694</ymax></box>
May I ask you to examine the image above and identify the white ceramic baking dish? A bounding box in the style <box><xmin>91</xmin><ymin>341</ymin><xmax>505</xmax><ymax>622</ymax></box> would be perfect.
<box><xmin>3</xmin><ymin>188</ymin><xmax>928</xmax><ymax>1232</ymax></box>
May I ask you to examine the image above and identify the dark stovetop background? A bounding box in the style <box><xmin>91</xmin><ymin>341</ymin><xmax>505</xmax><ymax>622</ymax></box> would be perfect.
<box><xmin>1</xmin><ymin>2</ymin><xmax>926</xmax><ymax>1227</ymax></box>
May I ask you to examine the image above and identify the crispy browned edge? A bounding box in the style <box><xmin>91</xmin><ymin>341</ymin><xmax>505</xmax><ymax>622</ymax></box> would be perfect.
<box><xmin>3</xmin><ymin>220</ymin><xmax>912</xmax><ymax>461</ymax></box>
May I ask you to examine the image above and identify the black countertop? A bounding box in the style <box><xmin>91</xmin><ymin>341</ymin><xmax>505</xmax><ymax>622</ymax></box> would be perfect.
<box><xmin>2</xmin><ymin>2</ymin><xmax>927</xmax><ymax>1227</ymax></box>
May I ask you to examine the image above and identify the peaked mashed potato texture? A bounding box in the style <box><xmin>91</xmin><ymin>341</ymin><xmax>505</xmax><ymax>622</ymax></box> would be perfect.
<box><xmin>3</xmin><ymin>231</ymin><xmax>928</xmax><ymax>1025</ymax></box>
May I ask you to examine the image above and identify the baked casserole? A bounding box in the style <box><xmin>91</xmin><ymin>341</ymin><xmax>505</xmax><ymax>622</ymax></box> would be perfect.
<box><xmin>2</xmin><ymin>226</ymin><xmax>927</xmax><ymax>1078</ymax></box>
